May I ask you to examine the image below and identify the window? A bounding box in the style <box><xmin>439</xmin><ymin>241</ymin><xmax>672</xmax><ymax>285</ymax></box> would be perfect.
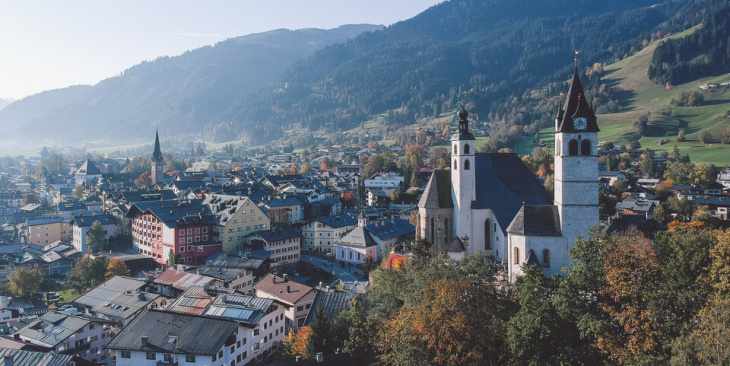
<box><xmin>464</xmin><ymin>159</ymin><xmax>470</xmax><ymax>170</ymax></box>
<box><xmin>198</xmin><ymin>246</ymin><xmax>203</xmax><ymax>252</ymax></box>
<box><xmin>187</xmin><ymin>237</ymin><xmax>192</xmax><ymax>243</ymax></box>
<box><xmin>195</xmin><ymin>228</ymin><xmax>200</xmax><ymax>234</ymax></box>
<box><xmin>542</xmin><ymin>249</ymin><xmax>550</xmax><ymax>268</ymax></box>
<box><xmin>187</xmin><ymin>229</ymin><xmax>192</xmax><ymax>235</ymax></box>
<box><xmin>464</xmin><ymin>143</ymin><xmax>470</xmax><ymax>154</ymax></box>
<box><xmin>569</xmin><ymin>139</ymin><xmax>579</xmax><ymax>156</ymax></box>
<box><xmin>146</xmin><ymin>352</ymin><xmax>156</xmax><ymax>360</ymax></box>
<box><xmin>202</xmin><ymin>227</ymin><xmax>207</xmax><ymax>233</ymax></box>
<box><xmin>179</xmin><ymin>229</ymin><xmax>185</xmax><ymax>235</ymax></box>
<box><xmin>120</xmin><ymin>351</ymin><xmax>131</xmax><ymax>358</ymax></box>
<box><xmin>179</xmin><ymin>238</ymin><xmax>184</xmax><ymax>244</ymax></box>
<box><xmin>513</xmin><ymin>247</ymin><xmax>519</xmax><ymax>265</ymax></box>
<box><xmin>187</xmin><ymin>245</ymin><xmax>193</xmax><ymax>251</ymax></box>
<box><xmin>164</xmin><ymin>354</ymin><xmax>173</xmax><ymax>362</ymax></box>
<box><xmin>230</xmin><ymin>346</ymin><xmax>235</xmax><ymax>353</ymax></box>
<box><xmin>254</xmin><ymin>329</ymin><xmax>259</xmax><ymax>336</ymax></box>
<box><xmin>453</xmin><ymin>159</ymin><xmax>457</xmax><ymax>170</ymax></box>
<box><xmin>484</xmin><ymin>219</ymin><xmax>491</xmax><ymax>250</ymax></box>
<box><xmin>581</xmin><ymin>139</ymin><xmax>591</xmax><ymax>156</ymax></box>
<box><xmin>195</xmin><ymin>236</ymin><xmax>200</xmax><ymax>242</ymax></box>
<box><xmin>453</xmin><ymin>144</ymin><xmax>458</xmax><ymax>154</ymax></box>
<box><xmin>180</xmin><ymin>246</ymin><xmax>185</xmax><ymax>252</ymax></box>
<box><xmin>253</xmin><ymin>343</ymin><xmax>260</xmax><ymax>351</ymax></box>
<box><xmin>186</xmin><ymin>355</ymin><xmax>196</xmax><ymax>362</ymax></box>
<box><xmin>297</xmin><ymin>305</ymin><xmax>304</xmax><ymax>311</ymax></box>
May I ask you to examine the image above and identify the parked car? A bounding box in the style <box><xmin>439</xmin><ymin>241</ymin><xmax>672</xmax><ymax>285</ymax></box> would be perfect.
<box><xmin>291</xmin><ymin>270</ymin><xmax>300</xmax><ymax>277</ymax></box>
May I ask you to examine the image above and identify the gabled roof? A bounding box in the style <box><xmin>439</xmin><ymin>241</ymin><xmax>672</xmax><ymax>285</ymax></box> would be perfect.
<box><xmin>74</xmin><ymin>276</ymin><xmax>159</xmax><ymax>320</ymax></box>
<box><xmin>616</xmin><ymin>199</ymin><xmax>659</xmax><ymax>213</ymax></box>
<box><xmin>310</xmin><ymin>215</ymin><xmax>357</xmax><ymax>229</ymax></box>
<box><xmin>0</xmin><ymin>348</ymin><xmax>76</xmax><ymax>366</ymax></box>
<box><xmin>254</xmin><ymin>274</ymin><xmax>315</xmax><ymax>305</ymax></box>
<box><xmin>70</xmin><ymin>213</ymin><xmax>116</xmax><ymax>227</ymax></box>
<box><xmin>365</xmin><ymin>218</ymin><xmax>415</xmax><ymax>240</ymax></box>
<box><xmin>203</xmin><ymin>293</ymin><xmax>273</xmax><ymax>327</ymax></box>
<box><xmin>556</xmin><ymin>67</ymin><xmax>599</xmax><ymax>133</ymax></box>
<box><xmin>106</xmin><ymin>309</ymin><xmax>238</xmax><ymax>355</ymax></box>
<box><xmin>198</xmin><ymin>252</ymin><xmax>268</xmax><ymax>282</ymax></box>
<box><xmin>126</xmin><ymin>199</ymin><xmax>215</xmax><ymax>228</ymax></box>
<box><xmin>17</xmin><ymin>311</ymin><xmax>112</xmax><ymax>347</ymax></box>
<box><xmin>117</xmin><ymin>190</ymin><xmax>177</xmax><ymax>203</ymax></box>
<box><xmin>75</xmin><ymin>160</ymin><xmax>102</xmax><ymax>176</ymax></box>
<box><xmin>525</xmin><ymin>249</ymin><xmax>541</xmax><ymax>266</ymax></box>
<box><xmin>152</xmin><ymin>269</ymin><xmax>216</xmax><ymax>291</ymax></box>
<box><xmin>507</xmin><ymin>205</ymin><xmax>562</xmax><ymax>237</ymax></box>
<box><xmin>338</xmin><ymin>226</ymin><xmax>377</xmax><ymax>248</ymax></box>
<box><xmin>249</xmin><ymin>227</ymin><xmax>301</xmax><ymax>243</ymax></box>
<box><xmin>418</xmin><ymin>170</ymin><xmax>453</xmax><ymax>209</ymax></box>
<box><xmin>302</xmin><ymin>291</ymin><xmax>351</xmax><ymax>326</ymax></box>
<box><xmin>602</xmin><ymin>215</ymin><xmax>667</xmax><ymax>238</ymax></box>
<box><xmin>164</xmin><ymin>286</ymin><xmax>214</xmax><ymax>316</ymax></box>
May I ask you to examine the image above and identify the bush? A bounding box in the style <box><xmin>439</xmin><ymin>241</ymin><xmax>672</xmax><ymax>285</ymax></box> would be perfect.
<box><xmin>698</xmin><ymin>129</ymin><xmax>712</xmax><ymax>144</ymax></box>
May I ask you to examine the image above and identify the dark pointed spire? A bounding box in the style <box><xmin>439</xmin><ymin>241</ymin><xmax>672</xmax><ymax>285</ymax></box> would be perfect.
<box><xmin>555</xmin><ymin>56</ymin><xmax>599</xmax><ymax>133</ymax></box>
<box><xmin>152</xmin><ymin>130</ymin><xmax>163</xmax><ymax>161</ymax></box>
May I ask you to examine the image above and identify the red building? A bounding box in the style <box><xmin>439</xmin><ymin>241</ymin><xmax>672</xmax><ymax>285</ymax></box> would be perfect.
<box><xmin>127</xmin><ymin>199</ymin><xmax>222</xmax><ymax>266</ymax></box>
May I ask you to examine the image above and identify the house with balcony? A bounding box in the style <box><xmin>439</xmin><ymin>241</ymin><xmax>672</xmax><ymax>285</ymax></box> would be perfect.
<box><xmin>204</xmin><ymin>194</ymin><xmax>270</xmax><ymax>252</ymax></box>
<box><xmin>16</xmin><ymin>311</ymin><xmax>116</xmax><ymax>363</ymax></box>
<box><xmin>126</xmin><ymin>199</ymin><xmax>221</xmax><ymax>266</ymax></box>
<box><xmin>253</xmin><ymin>274</ymin><xmax>315</xmax><ymax>330</ymax></box>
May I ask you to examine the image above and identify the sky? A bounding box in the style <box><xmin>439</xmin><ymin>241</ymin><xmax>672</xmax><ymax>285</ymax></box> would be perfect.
<box><xmin>0</xmin><ymin>0</ymin><xmax>444</xmax><ymax>100</ymax></box>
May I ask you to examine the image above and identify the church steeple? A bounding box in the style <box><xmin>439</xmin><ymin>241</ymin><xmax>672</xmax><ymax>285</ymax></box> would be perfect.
<box><xmin>555</xmin><ymin>62</ymin><xmax>599</xmax><ymax>133</ymax></box>
<box><xmin>152</xmin><ymin>130</ymin><xmax>163</xmax><ymax>161</ymax></box>
<box><xmin>151</xmin><ymin>130</ymin><xmax>164</xmax><ymax>185</ymax></box>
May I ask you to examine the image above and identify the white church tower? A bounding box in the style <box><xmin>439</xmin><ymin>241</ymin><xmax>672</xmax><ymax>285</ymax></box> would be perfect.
<box><xmin>553</xmin><ymin>64</ymin><xmax>599</xmax><ymax>242</ymax></box>
<box><xmin>451</xmin><ymin>106</ymin><xmax>476</xmax><ymax>247</ymax></box>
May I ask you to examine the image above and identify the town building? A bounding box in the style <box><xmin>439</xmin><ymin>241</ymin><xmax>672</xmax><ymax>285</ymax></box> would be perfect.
<box><xmin>70</xmin><ymin>213</ymin><xmax>116</xmax><ymax>254</ymax></box>
<box><xmin>73</xmin><ymin>276</ymin><xmax>165</xmax><ymax>327</ymax></box>
<box><xmin>198</xmin><ymin>251</ymin><xmax>269</xmax><ymax>292</ymax></box>
<box><xmin>25</xmin><ymin>217</ymin><xmax>71</xmax><ymax>246</ymax></box>
<box><xmin>301</xmin><ymin>216</ymin><xmax>357</xmax><ymax>255</ymax></box>
<box><xmin>203</xmin><ymin>194</ymin><xmax>271</xmax><ymax>251</ymax></box>
<box><xmin>244</xmin><ymin>227</ymin><xmax>301</xmax><ymax>273</ymax></box>
<box><xmin>127</xmin><ymin>199</ymin><xmax>221</xmax><ymax>266</ymax></box>
<box><xmin>254</xmin><ymin>274</ymin><xmax>315</xmax><ymax>330</ymax></box>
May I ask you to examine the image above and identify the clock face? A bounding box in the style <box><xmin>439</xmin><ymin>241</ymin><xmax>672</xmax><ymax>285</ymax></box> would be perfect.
<box><xmin>574</xmin><ymin>117</ymin><xmax>587</xmax><ymax>131</ymax></box>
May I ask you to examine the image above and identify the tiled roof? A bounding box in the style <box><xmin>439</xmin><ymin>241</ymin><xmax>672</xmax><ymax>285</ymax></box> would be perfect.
<box><xmin>254</xmin><ymin>274</ymin><xmax>315</xmax><ymax>305</ymax></box>
<box><xmin>126</xmin><ymin>199</ymin><xmax>215</xmax><ymax>228</ymax></box>
<box><xmin>303</xmin><ymin>291</ymin><xmax>351</xmax><ymax>326</ymax></box>
<box><xmin>17</xmin><ymin>311</ymin><xmax>111</xmax><ymax>347</ymax></box>
<box><xmin>249</xmin><ymin>227</ymin><xmax>301</xmax><ymax>243</ymax></box>
<box><xmin>310</xmin><ymin>215</ymin><xmax>357</xmax><ymax>229</ymax></box>
<box><xmin>106</xmin><ymin>309</ymin><xmax>238</xmax><ymax>355</ymax></box>
<box><xmin>74</xmin><ymin>276</ymin><xmax>159</xmax><ymax>320</ymax></box>
<box><xmin>365</xmin><ymin>219</ymin><xmax>415</xmax><ymax>240</ymax></box>
<box><xmin>507</xmin><ymin>205</ymin><xmax>562</xmax><ymax>237</ymax></box>
<box><xmin>418</xmin><ymin>170</ymin><xmax>453</xmax><ymax>209</ymax></box>
<box><xmin>153</xmin><ymin>269</ymin><xmax>216</xmax><ymax>291</ymax></box>
<box><xmin>0</xmin><ymin>348</ymin><xmax>75</xmax><ymax>366</ymax></box>
<box><xmin>472</xmin><ymin>153</ymin><xmax>552</xmax><ymax>235</ymax></box>
<box><xmin>338</xmin><ymin>226</ymin><xmax>377</xmax><ymax>248</ymax></box>
<box><xmin>198</xmin><ymin>252</ymin><xmax>268</xmax><ymax>282</ymax></box>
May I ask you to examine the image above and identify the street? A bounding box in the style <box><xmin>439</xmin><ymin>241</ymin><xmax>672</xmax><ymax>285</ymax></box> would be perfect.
<box><xmin>301</xmin><ymin>254</ymin><xmax>362</xmax><ymax>282</ymax></box>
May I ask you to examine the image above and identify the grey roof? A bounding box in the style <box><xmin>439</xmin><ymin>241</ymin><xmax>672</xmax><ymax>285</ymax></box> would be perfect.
<box><xmin>117</xmin><ymin>190</ymin><xmax>177</xmax><ymax>203</ymax></box>
<box><xmin>616</xmin><ymin>199</ymin><xmax>659</xmax><ymax>213</ymax></box>
<box><xmin>365</xmin><ymin>218</ymin><xmax>415</xmax><ymax>240</ymax></box>
<box><xmin>302</xmin><ymin>291</ymin><xmax>351</xmax><ymax>326</ymax></box>
<box><xmin>126</xmin><ymin>199</ymin><xmax>216</xmax><ymax>228</ymax></box>
<box><xmin>446</xmin><ymin>236</ymin><xmax>466</xmax><ymax>253</ymax></box>
<box><xmin>525</xmin><ymin>249</ymin><xmax>541</xmax><ymax>266</ymax></box>
<box><xmin>199</xmin><ymin>252</ymin><xmax>268</xmax><ymax>282</ymax></box>
<box><xmin>556</xmin><ymin>67</ymin><xmax>599</xmax><ymax>133</ymax></box>
<box><xmin>507</xmin><ymin>205</ymin><xmax>562</xmax><ymax>237</ymax></box>
<box><xmin>75</xmin><ymin>160</ymin><xmax>102</xmax><ymax>176</ymax></box>
<box><xmin>472</xmin><ymin>154</ymin><xmax>552</xmax><ymax>234</ymax></box>
<box><xmin>17</xmin><ymin>311</ymin><xmax>112</xmax><ymax>347</ymax></box>
<box><xmin>338</xmin><ymin>226</ymin><xmax>377</xmax><ymax>248</ymax></box>
<box><xmin>203</xmin><ymin>293</ymin><xmax>273</xmax><ymax>327</ymax></box>
<box><xmin>249</xmin><ymin>227</ymin><xmax>301</xmax><ymax>243</ymax></box>
<box><xmin>0</xmin><ymin>348</ymin><xmax>76</xmax><ymax>366</ymax></box>
<box><xmin>602</xmin><ymin>215</ymin><xmax>667</xmax><ymax>238</ymax></box>
<box><xmin>311</xmin><ymin>215</ymin><xmax>357</xmax><ymax>229</ymax></box>
<box><xmin>262</xmin><ymin>197</ymin><xmax>304</xmax><ymax>208</ymax></box>
<box><xmin>106</xmin><ymin>309</ymin><xmax>239</xmax><ymax>355</ymax></box>
<box><xmin>70</xmin><ymin>213</ymin><xmax>116</xmax><ymax>227</ymax></box>
<box><xmin>693</xmin><ymin>196</ymin><xmax>730</xmax><ymax>206</ymax></box>
<box><xmin>74</xmin><ymin>276</ymin><xmax>159</xmax><ymax>320</ymax></box>
<box><xmin>418</xmin><ymin>170</ymin><xmax>453</xmax><ymax>209</ymax></box>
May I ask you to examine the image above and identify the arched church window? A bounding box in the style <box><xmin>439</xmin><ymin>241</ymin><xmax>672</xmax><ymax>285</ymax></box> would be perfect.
<box><xmin>453</xmin><ymin>159</ymin><xmax>458</xmax><ymax>170</ymax></box>
<box><xmin>464</xmin><ymin>159</ymin><xmax>470</xmax><ymax>170</ymax></box>
<box><xmin>430</xmin><ymin>217</ymin><xmax>435</xmax><ymax>246</ymax></box>
<box><xmin>453</xmin><ymin>144</ymin><xmax>458</xmax><ymax>154</ymax></box>
<box><xmin>513</xmin><ymin>247</ymin><xmax>519</xmax><ymax>265</ymax></box>
<box><xmin>444</xmin><ymin>218</ymin><xmax>450</xmax><ymax>243</ymax></box>
<box><xmin>568</xmin><ymin>140</ymin><xmax>579</xmax><ymax>156</ymax></box>
<box><xmin>484</xmin><ymin>219</ymin><xmax>491</xmax><ymax>249</ymax></box>
<box><xmin>464</xmin><ymin>144</ymin><xmax>470</xmax><ymax>154</ymax></box>
<box><xmin>581</xmin><ymin>139</ymin><xmax>591</xmax><ymax>156</ymax></box>
<box><xmin>542</xmin><ymin>249</ymin><xmax>550</xmax><ymax>268</ymax></box>
<box><xmin>556</xmin><ymin>139</ymin><xmax>561</xmax><ymax>155</ymax></box>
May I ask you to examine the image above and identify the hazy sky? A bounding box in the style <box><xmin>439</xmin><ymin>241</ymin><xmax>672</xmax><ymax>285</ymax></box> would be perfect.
<box><xmin>0</xmin><ymin>0</ymin><xmax>443</xmax><ymax>100</ymax></box>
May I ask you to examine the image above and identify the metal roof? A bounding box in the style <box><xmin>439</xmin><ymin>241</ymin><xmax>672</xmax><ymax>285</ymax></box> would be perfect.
<box><xmin>0</xmin><ymin>348</ymin><xmax>75</xmax><ymax>366</ymax></box>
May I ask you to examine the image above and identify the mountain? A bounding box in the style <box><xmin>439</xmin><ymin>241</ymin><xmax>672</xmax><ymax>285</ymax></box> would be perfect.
<box><xmin>0</xmin><ymin>24</ymin><xmax>382</xmax><ymax>149</ymax></box>
<box><xmin>1</xmin><ymin>0</ymin><xmax>721</xmax><ymax>149</ymax></box>
<box><xmin>0</xmin><ymin>98</ymin><xmax>14</xmax><ymax>111</ymax></box>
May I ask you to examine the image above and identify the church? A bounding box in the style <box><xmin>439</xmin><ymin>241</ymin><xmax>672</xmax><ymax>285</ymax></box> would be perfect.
<box><xmin>417</xmin><ymin>66</ymin><xmax>599</xmax><ymax>279</ymax></box>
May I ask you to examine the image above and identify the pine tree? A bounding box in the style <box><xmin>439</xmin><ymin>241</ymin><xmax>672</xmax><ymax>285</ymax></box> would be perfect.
<box><xmin>310</xmin><ymin>304</ymin><xmax>330</xmax><ymax>355</ymax></box>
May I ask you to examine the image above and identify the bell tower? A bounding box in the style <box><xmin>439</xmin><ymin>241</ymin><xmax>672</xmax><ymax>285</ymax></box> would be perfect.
<box><xmin>151</xmin><ymin>130</ymin><xmax>164</xmax><ymax>185</ymax></box>
<box><xmin>554</xmin><ymin>61</ymin><xmax>599</xmax><ymax>241</ymax></box>
<box><xmin>451</xmin><ymin>106</ymin><xmax>476</xmax><ymax>243</ymax></box>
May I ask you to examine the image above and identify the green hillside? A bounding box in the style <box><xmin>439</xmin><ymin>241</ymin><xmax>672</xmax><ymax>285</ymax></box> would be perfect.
<box><xmin>598</xmin><ymin>26</ymin><xmax>730</xmax><ymax>165</ymax></box>
<box><xmin>516</xmin><ymin>26</ymin><xmax>730</xmax><ymax>165</ymax></box>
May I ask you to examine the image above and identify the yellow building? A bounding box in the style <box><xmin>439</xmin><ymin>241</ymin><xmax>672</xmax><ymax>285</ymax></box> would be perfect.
<box><xmin>204</xmin><ymin>194</ymin><xmax>270</xmax><ymax>251</ymax></box>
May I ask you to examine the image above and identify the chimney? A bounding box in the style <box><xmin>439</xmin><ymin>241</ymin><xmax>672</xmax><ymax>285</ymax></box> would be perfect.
<box><xmin>295</xmin><ymin>356</ymin><xmax>302</xmax><ymax>362</ymax></box>
<box><xmin>283</xmin><ymin>274</ymin><xmax>288</xmax><ymax>282</ymax></box>
<box><xmin>272</xmin><ymin>275</ymin><xmax>276</xmax><ymax>284</ymax></box>
<box><xmin>316</xmin><ymin>352</ymin><xmax>324</xmax><ymax>362</ymax></box>
<box><xmin>3</xmin><ymin>354</ymin><xmax>13</xmax><ymax>366</ymax></box>
<box><xmin>286</xmin><ymin>285</ymin><xmax>291</xmax><ymax>293</ymax></box>
<box><xmin>141</xmin><ymin>336</ymin><xmax>148</xmax><ymax>346</ymax></box>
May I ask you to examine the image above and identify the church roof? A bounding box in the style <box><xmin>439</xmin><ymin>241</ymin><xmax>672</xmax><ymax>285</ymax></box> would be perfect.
<box><xmin>418</xmin><ymin>170</ymin><xmax>453</xmax><ymax>209</ymax></box>
<box><xmin>556</xmin><ymin>66</ymin><xmax>599</xmax><ymax>133</ymax></box>
<box><xmin>446</xmin><ymin>236</ymin><xmax>466</xmax><ymax>253</ymax></box>
<box><xmin>76</xmin><ymin>159</ymin><xmax>102</xmax><ymax>176</ymax></box>
<box><xmin>472</xmin><ymin>153</ymin><xmax>552</xmax><ymax>234</ymax></box>
<box><xmin>525</xmin><ymin>249</ymin><xmax>541</xmax><ymax>266</ymax></box>
<box><xmin>338</xmin><ymin>226</ymin><xmax>378</xmax><ymax>248</ymax></box>
<box><xmin>507</xmin><ymin>205</ymin><xmax>562</xmax><ymax>237</ymax></box>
